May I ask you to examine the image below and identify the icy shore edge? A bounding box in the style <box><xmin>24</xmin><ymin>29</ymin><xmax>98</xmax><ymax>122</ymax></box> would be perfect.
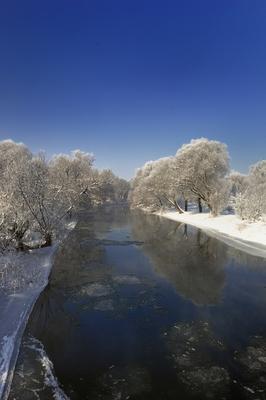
<box><xmin>154</xmin><ymin>210</ymin><xmax>266</xmax><ymax>259</ymax></box>
<box><xmin>0</xmin><ymin>222</ymin><xmax>76</xmax><ymax>400</ymax></box>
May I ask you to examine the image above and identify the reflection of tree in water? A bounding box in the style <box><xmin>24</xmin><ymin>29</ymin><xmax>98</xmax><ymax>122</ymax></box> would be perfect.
<box><xmin>78</xmin><ymin>204</ymin><xmax>131</xmax><ymax>236</ymax></box>
<box><xmin>23</xmin><ymin>208</ymin><xmax>116</xmax><ymax>373</ymax></box>
<box><xmin>226</xmin><ymin>245</ymin><xmax>266</xmax><ymax>271</ymax></box>
<box><xmin>131</xmin><ymin>211</ymin><xmax>227</xmax><ymax>305</ymax></box>
<box><xmin>47</xmin><ymin>204</ymin><xmax>132</xmax><ymax>289</ymax></box>
<box><xmin>22</xmin><ymin>206</ymin><xmax>138</xmax><ymax>372</ymax></box>
<box><xmin>49</xmin><ymin>209</ymin><xmax>113</xmax><ymax>290</ymax></box>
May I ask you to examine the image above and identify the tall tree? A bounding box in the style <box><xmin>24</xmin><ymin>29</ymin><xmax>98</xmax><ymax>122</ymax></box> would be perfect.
<box><xmin>173</xmin><ymin>138</ymin><xmax>230</xmax><ymax>216</ymax></box>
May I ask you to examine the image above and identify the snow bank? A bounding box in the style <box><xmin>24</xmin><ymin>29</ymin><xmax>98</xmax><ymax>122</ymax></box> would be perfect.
<box><xmin>156</xmin><ymin>211</ymin><xmax>266</xmax><ymax>259</ymax></box>
<box><xmin>0</xmin><ymin>222</ymin><xmax>76</xmax><ymax>400</ymax></box>
<box><xmin>0</xmin><ymin>246</ymin><xmax>57</xmax><ymax>400</ymax></box>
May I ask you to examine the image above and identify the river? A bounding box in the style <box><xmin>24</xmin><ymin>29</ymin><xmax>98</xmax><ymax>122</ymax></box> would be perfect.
<box><xmin>8</xmin><ymin>205</ymin><xmax>266</xmax><ymax>399</ymax></box>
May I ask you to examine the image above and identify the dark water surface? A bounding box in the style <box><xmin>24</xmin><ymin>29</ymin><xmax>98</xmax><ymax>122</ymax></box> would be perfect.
<box><xmin>9</xmin><ymin>205</ymin><xmax>266</xmax><ymax>400</ymax></box>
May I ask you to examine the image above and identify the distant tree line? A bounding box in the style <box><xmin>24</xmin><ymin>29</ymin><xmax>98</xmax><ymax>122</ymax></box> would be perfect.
<box><xmin>129</xmin><ymin>138</ymin><xmax>266</xmax><ymax>222</ymax></box>
<box><xmin>0</xmin><ymin>140</ymin><xmax>129</xmax><ymax>250</ymax></box>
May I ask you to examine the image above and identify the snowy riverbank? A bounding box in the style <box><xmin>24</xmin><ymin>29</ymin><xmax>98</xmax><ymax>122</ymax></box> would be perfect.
<box><xmin>0</xmin><ymin>222</ymin><xmax>76</xmax><ymax>400</ymax></box>
<box><xmin>155</xmin><ymin>210</ymin><xmax>266</xmax><ymax>259</ymax></box>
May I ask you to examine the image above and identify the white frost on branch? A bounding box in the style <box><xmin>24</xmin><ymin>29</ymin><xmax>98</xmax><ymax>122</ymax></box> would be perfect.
<box><xmin>129</xmin><ymin>138</ymin><xmax>231</xmax><ymax>216</ymax></box>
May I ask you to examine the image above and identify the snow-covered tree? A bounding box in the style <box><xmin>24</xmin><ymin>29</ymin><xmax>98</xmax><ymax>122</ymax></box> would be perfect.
<box><xmin>129</xmin><ymin>158</ymin><xmax>178</xmax><ymax>211</ymax></box>
<box><xmin>0</xmin><ymin>140</ymin><xmax>33</xmax><ymax>248</ymax></box>
<box><xmin>49</xmin><ymin>150</ymin><xmax>95</xmax><ymax>210</ymax></box>
<box><xmin>93</xmin><ymin>169</ymin><xmax>116</xmax><ymax>203</ymax></box>
<box><xmin>17</xmin><ymin>154</ymin><xmax>70</xmax><ymax>247</ymax></box>
<box><xmin>129</xmin><ymin>161</ymin><xmax>159</xmax><ymax>210</ymax></box>
<box><xmin>112</xmin><ymin>177</ymin><xmax>130</xmax><ymax>201</ymax></box>
<box><xmin>174</xmin><ymin>138</ymin><xmax>230</xmax><ymax>216</ymax></box>
<box><xmin>228</xmin><ymin>171</ymin><xmax>248</xmax><ymax>197</ymax></box>
<box><xmin>129</xmin><ymin>139</ymin><xmax>231</xmax><ymax>215</ymax></box>
<box><xmin>0</xmin><ymin>141</ymin><xmax>128</xmax><ymax>249</ymax></box>
<box><xmin>144</xmin><ymin>157</ymin><xmax>186</xmax><ymax>212</ymax></box>
<box><xmin>235</xmin><ymin>160</ymin><xmax>266</xmax><ymax>221</ymax></box>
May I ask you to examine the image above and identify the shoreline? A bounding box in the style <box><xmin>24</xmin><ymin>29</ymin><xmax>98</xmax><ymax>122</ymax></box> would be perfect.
<box><xmin>0</xmin><ymin>246</ymin><xmax>58</xmax><ymax>400</ymax></box>
<box><xmin>0</xmin><ymin>222</ymin><xmax>76</xmax><ymax>400</ymax></box>
<box><xmin>154</xmin><ymin>210</ymin><xmax>266</xmax><ymax>259</ymax></box>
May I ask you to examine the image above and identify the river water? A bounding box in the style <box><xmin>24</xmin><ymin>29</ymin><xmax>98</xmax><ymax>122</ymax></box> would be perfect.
<box><xmin>8</xmin><ymin>205</ymin><xmax>266</xmax><ymax>400</ymax></box>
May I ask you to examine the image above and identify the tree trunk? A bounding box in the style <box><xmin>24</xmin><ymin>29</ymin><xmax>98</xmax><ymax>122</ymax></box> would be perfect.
<box><xmin>198</xmin><ymin>198</ymin><xmax>202</xmax><ymax>213</ymax></box>
<box><xmin>174</xmin><ymin>200</ymin><xmax>184</xmax><ymax>214</ymax></box>
<box><xmin>43</xmin><ymin>232</ymin><xmax>52</xmax><ymax>247</ymax></box>
<box><xmin>14</xmin><ymin>226</ymin><xmax>29</xmax><ymax>251</ymax></box>
<box><xmin>210</xmin><ymin>208</ymin><xmax>218</xmax><ymax>217</ymax></box>
<box><xmin>16</xmin><ymin>239</ymin><xmax>25</xmax><ymax>251</ymax></box>
<box><xmin>185</xmin><ymin>199</ymin><xmax>188</xmax><ymax>212</ymax></box>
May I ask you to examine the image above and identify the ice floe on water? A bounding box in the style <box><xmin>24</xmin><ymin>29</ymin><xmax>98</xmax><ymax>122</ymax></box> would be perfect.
<box><xmin>164</xmin><ymin>321</ymin><xmax>225</xmax><ymax>369</ymax></box>
<box><xmin>80</xmin><ymin>283</ymin><xmax>112</xmax><ymax>297</ymax></box>
<box><xmin>93</xmin><ymin>365</ymin><xmax>151</xmax><ymax>399</ymax></box>
<box><xmin>180</xmin><ymin>366</ymin><xmax>230</xmax><ymax>398</ymax></box>
<box><xmin>94</xmin><ymin>299</ymin><xmax>114</xmax><ymax>311</ymax></box>
<box><xmin>164</xmin><ymin>321</ymin><xmax>266</xmax><ymax>399</ymax></box>
<box><xmin>163</xmin><ymin>321</ymin><xmax>230</xmax><ymax>399</ymax></box>
<box><xmin>8</xmin><ymin>335</ymin><xmax>69</xmax><ymax>400</ymax></box>
<box><xmin>112</xmin><ymin>275</ymin><xmax>141</xmax><ymax>284</ymax></box>
<box><xmin>234</xmin><ymin>336</ymin><xmax>266</xmax><ymax>398</ymax></box>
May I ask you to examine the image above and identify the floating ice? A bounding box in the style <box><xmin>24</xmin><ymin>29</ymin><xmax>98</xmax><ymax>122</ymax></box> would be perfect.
<box><xmin>94</xmin><ymin>299</ymin><xmax>114</xmax><ymax>311</ymax></box>
<box><xmin>80</xmin><ymin>283</ymin><xmax>112</xmax><ymax>297</ymax></box>
<box><xmin>113</xmin><ymin>275</ymin><xmax>141</xmax><ymax>284</ymax></box>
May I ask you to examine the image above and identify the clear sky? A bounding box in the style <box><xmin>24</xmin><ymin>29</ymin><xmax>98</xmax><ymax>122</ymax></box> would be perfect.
<box><xmin>1</xmin><ymin>0</ymin><xmax>266</xmax><ymax>179</ymax></box>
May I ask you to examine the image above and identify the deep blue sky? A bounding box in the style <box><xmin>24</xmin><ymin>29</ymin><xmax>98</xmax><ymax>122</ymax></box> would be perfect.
<box><xmin>1</xmin><ymin>0</ymin><xmax>266</xmax><ymax>178</ymax></box>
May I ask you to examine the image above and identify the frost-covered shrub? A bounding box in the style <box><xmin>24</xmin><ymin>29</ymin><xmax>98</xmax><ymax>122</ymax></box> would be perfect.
<box><xmin>228</xmin><ymin>171</ymin><xmax>248</xmax><ymax>197</ymax></box>
<box><xmin>235</xmin><ymin>192</ymin><xmax>265</xmax><ymax>222</ymax></box>
<box><xmin>208</xmin><ymin>179</ymin><xmax>231</xmax><ymax>216</ymax></box>
<box><xmin>235</xmin><ymin>160</ymin><xmax>266</xmax><ymax>222</ymax></box>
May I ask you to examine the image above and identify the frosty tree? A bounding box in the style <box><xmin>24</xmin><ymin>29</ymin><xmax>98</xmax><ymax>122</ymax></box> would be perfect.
<box><xmin>174</xmin><ymin>138</ymin><xmax>230</xmax><ymax>216</ymax></box>
<box><xmin>0</xmin><ymin>140</ymin><xmax>128</xmax><ymax>250</ymax></box>
<box><xmin>228</xmin><ymin>171</ymin><xmax>248</xmax><ymax>197</ymax></box>
<box><xmin>112</xmin><ymin>177</ymin><xmax>130</xmax><ymax>201</ymax></box>
<box><xmin>129</xmin><ymin>161</ymin><xmax>158</xmax><ymax>210</ymax></box>
<box><xmin>235</xmin><ymin>160</ymin><xmax>266</xmax><ymax>221</ymax></box>
<box><xmin>0</xmin><ymin>140</ymin><xmax>33</xmax><ymax>249</ymax></box>
<box><xmin>129</xmin><ymin>138</ymin><xmax>231</xmax><ymax>216</ymax></box>
<box><xmin>129</xmin><ymin>158</ymin><xmax>179</xmax><ymax>211</ymax></box>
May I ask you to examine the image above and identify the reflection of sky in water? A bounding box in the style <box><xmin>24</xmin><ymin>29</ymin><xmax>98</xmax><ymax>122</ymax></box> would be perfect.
<box><xmin>9</xmin><ymin>205</ymin><xmax>266</xmax><ymax>400</ymax></box>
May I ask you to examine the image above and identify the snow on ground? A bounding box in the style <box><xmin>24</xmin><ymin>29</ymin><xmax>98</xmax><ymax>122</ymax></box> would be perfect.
<box><xmin>0</xmin><ymin>221</ymin><xmax>76</xmax><ymax>400</ymax></box>
<box><xmin>0</xmin><ymin>246</ymin><xmax>57</xmax><ymax>400</ymax></box>
<box><xmin>156</xmin><ymin>210</ymin><xmax>266</xmax><ymax>259</ymax></box>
